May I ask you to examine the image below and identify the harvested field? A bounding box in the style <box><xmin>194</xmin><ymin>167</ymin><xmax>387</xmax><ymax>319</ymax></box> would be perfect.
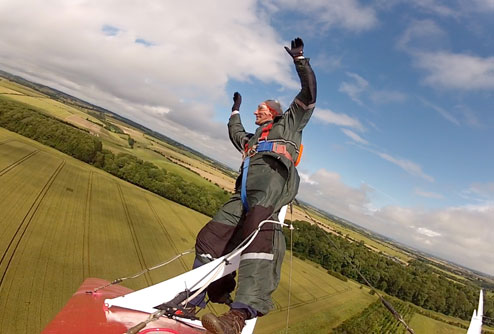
<box><xmin>65</xmin><ymin>114</ymin><xmax>103</xmax><ymax>135</ymax></box>
<box><xmin>168</xmin><ymin>156</ymin><xmax>236</xmax><ymax>192</ymax></box>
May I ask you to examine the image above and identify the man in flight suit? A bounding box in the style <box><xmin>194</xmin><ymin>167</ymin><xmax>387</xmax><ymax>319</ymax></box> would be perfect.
<box><xmin>194</xmin><ymin>37</ymin><xmax>316</xmax><ymax>334</ymax></box>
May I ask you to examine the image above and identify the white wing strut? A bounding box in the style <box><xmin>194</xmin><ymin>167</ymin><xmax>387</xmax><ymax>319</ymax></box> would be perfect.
<box><xmin>466</xmin><ymin>289</ymin><xmax>483</xmax><ymax>334</ymax></box>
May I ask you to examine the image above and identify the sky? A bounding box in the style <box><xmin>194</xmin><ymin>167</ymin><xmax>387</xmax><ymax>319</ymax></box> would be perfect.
<box><xmin>0</xmin><ymin>0</ymin><xmax>493</xmax><ymax>276</ymax></box>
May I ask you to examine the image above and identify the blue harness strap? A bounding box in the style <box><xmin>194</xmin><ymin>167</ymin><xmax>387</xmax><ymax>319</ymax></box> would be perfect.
<box><xmin>241</xmin><ymin>156</ymin><xmax>250</xmax><ymax>211</ymax></box>
<box><xmin>241</xmin><ymin>141</ymin><xmax>279</xmax><ymax>211</ymax></box>
<box><xmin>240</xmin><ymin>142</ymin><xmax>275</xmax><ymax>212</ymax></box>
<box><xmin>257</xmin><ymin>141</ymin><xmax>274</xmax><ymax>152</ymax></box>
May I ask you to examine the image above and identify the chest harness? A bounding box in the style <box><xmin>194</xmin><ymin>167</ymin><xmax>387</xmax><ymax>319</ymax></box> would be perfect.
<box><xmin>240</xmin><ymin>122</ymin><xmax>303</xmax><ymax>211</ymax></box>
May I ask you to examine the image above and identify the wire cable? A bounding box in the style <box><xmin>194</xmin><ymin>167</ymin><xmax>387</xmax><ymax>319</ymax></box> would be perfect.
<box><xmin>127</xmin><ymin>218</ymin><xmax>289</xmax><ymax>334</ymax></box>
<box><xmin>285</xmin><ymin>203</ymin><xmax>295</xmax><ymax>334</ymax></box>
<box><xmin>181</xmin><ymin>219</ymin><xmax>288</xmax><ymax>306</ymax></box>
<box><xmin>294</xmin><ymin>199</ymin><xmax>415</xmax><ymax>334</ymax></box>
<box><xmin>88</xmin><ymin>249</ymin><xmax>194</xmax><ymax>294</ymax></box>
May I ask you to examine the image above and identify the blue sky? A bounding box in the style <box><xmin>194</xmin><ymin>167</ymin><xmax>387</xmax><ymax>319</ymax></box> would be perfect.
<box><xmin>0</xmin><ymin>0</ymin><xmax>493</xmax><ymax>275</ymax></box>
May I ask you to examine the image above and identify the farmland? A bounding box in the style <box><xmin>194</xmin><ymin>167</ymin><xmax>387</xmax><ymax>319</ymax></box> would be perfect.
<box><xmin>0</xmin><ymin>128</ymin><xmax>376</xmax><ymax>333</ymax></box>
<box><xmin>1</xmin><ymin>74</ymin><xmax>490</xmax><ymax>334</ymax></box>
<box><xmin>0</xmin><ymin>77</ymin><xmax>228</xmax><ymax>193</ymax></box>
<box><xmin>408</xmin><ymin>313</ymin><xmax>466</xmax><ymax>334</ymax></box>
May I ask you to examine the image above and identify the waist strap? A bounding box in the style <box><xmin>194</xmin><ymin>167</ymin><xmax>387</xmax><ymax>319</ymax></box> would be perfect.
<box><xmin>243</xmin><ymin>141</ymin><xmax>293</xmax><ymax>162</ymax></box>
<box><xmin>240</xmin><ymin>141</ymin><xmax>294</xmax><ymax>212</ymax></box>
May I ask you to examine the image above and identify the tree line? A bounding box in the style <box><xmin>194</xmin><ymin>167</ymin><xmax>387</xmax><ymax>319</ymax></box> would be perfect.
<box><xmin>0</xmin><ymin>98</ymin><xmax>102</xmax><ymax>163</ymax></box>
<box><xmin>285</xmin><ymin>220</ymin><xmax>493</xmax><ymax>325</ymax></box>
<box><xmin>0</xmin><ymin>97</ymin><xmax>229</xmax><ymax>217</ymax></box>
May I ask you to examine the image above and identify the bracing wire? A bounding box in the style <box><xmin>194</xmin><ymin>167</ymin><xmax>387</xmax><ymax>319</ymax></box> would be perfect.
<box><xmin>294</xmin><ymin>199</ymin><xmax>415</xmax><ymax>334</ymax></box>
<box><xmin>181</xmin><ymin>219</ymin><xmax>288</xmax><ymax>306</ymax></box>
<box><xmin>126</xmin><ymin>218</ymin><xmax>289</xmax><ymax>334</ymax></box>
<box><xmin>88</xmin><ymin>249</ymin><xmax>194</xmax><ymax>294</ymax></box>
<box><xmin>285</xmin><ymin>202</ymin><xmax>295</xmax><ymax>334</ymax></box>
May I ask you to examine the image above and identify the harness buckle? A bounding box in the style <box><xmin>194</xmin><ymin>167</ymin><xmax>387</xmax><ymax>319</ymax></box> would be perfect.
<box><xmin>242</xmin><ymin>144</ymin><xmax>258</xmax><ymax>160</ymax></box>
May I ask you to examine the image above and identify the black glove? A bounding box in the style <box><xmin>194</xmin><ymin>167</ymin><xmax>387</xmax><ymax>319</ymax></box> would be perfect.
<box><xmin>284</xmin><ymin>37</ymin><xmax>304</xmax><ymax>59</ymax></box>
<box><xmin>232</xmin><ymin>92</ymin><xmax>242</xmax><ymax>111</ymax></box>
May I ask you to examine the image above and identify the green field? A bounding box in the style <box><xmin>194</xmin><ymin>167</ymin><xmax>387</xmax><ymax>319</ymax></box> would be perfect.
<box><xmin>408</xmin><ymin>313</ymin><xmax>466</xmax><ymax>334</ymax></box>
<box><xmin>0</xmin><ymin>128</ymin><xmax>377</xmax><ymax>333</ymax></box>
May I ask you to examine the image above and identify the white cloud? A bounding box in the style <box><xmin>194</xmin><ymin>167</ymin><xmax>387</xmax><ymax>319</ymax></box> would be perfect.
<box><xmin>455</xmin><ymin>105</ymin><xmax>482</xmax><ymax>128</ymax></box>
<box><xmin>299</xmin><ymin>170</ymin><xmax>494</xmax><ymax>275</ymax></box>
<box><xmin>417</xmin><ymin>227</ymin><xmax>441</xmax><ymax>237</ymax></box>
<box><xmin>370</xmin><ymin>90</ymin><xmax>407</xmax><ymax>104</ymax></box>
<box><xmin>0</xmin><ymin>0</ymin><xmax>300</xmax><ymax>166</ymax></box>
<box><xmin>466</xmin><ymin>182</ymin><xmax>494</xmax><ymax>200</ymax></box>
<box><xmin>419</xmin><ymin>97</ymin><xmax>460</xmax><ymax>125</ymax></box>
<box><xmin>397</xmin><ymin>19</ymin><xmax>448</xmax><ymax>52</ymax></box>
<box><xmin>298</xmin><ymin>169</ymin><xmax>494</xmax><ymax>274</ymax></box>
<box><xmin>415</xmin><ymin>51</ymin><xmax>494</xmax><ymax>91</ymax></box>
<box><xmin>312</xmin><ymin>53</ymin><xmax>343</xmax><ymax>73</ymax></box>
<box><xmin>299</xmin><ymin>172</ymin><xmax>318</xmax><ymax>185</ymax></box>
<box><xmin>269</xmin><ymin>0</ymin><xmax>378</xmax><ymax>32</ymax></box>
<box><xmin>298</xmin><ymin>169</ymin><xmax>373</xmax><ymax>219</ymax></box>
<box><xmin>379</xmin><ymin>0</ymin><xmax>458</xmax><ymax>17</ymax></box>
<box><xmin>415</xmin><ymin>188</ymin><xmax>444</xmax><ymax>199</ymax></box>
<box><xmin>339</xmin><ymin>72</ymin><xmax>369</xmax><ymax>105</ymax></box>
<box><xmin>468</xmin><ymin>0</ymin><xmax>494</xmax><ymax>11</ymax></box>
<box><xmin>341</xmin><ymin>128</ymin><xmax>368</xmax><ymax>145</ymax></box>
<box><xmin>398</xmin><ymin>18</ymin><xmax>494</xmax><ymax>92</ymax></box>
<box><xmin>377</xmin><ymin>152</ymin><xmax>435</xmax><ymax>182</ymax></box>
<box><xmin>412</xmin><ymin>0</ymin><xmax>458</xmax><ymax>17</ymax></box>
<box><xmin>339</xmin><ymin>72</ymin><xmax>406</xmax><ymax>106</ymax></box>
<box><xmin>0</xmin><ymin>0</ymin><xmax>385</xmax><ymax>165</ymax></box>
<box><xmin>371</xmin><ymin>204</ymin><xmax>494</xmax><ymax>275</ymax></box>
<box><xmin>313</xmin><ymin>108</ymin><xmax>365</xmax><ymax>131</ymax></box>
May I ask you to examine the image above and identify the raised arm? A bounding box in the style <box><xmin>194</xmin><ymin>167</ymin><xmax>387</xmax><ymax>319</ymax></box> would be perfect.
<box><xmin>228</xmin><ymin>92</ymin><xmax>252</xmax><ymax>152</ymax></box>
<box><xmin>285</xmin><ymin>38</ymin><xmax>317</xmax><ymax>109</ymax></box>
<box><xmin>283</xmin><ymin>37</ymin><xmax>317</xmax><ymax>131</ymax></box>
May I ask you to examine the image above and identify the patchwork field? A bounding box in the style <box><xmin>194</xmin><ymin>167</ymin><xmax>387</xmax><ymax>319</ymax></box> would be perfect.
<box><xmin>0</xmin><ymin>128</ymin><xmax>376</xmax><ymax>333</ymax></box>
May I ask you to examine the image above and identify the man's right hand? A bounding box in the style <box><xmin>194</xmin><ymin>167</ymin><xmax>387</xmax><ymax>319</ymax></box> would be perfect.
<box><xmin>232</xmin><ymin>92</ymin><xmax>242</xmax><ymax>111</ymax></box>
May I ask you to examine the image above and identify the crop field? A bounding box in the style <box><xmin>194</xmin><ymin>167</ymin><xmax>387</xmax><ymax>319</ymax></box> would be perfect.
<box><xmin>408</xmin><ymin>313</ymin><xmax>466</xmax><ymax>334</ymax></box>
<box><xmin>0</xmin><ymin>77</ymin><xmax>47</xmax><ymax>98</ymax></box>
<box><xmin>0</xmin><ymin>128</ymin><xmax>377</xmax><ymax>333</ymax></box>
<box><xmin>0</xmin><ymin>79</ymin><xmax>104</xmax><ymax>127</ymax></box>
<box><xmin>259</xmin><ymin>261</ymin><xmax>377</xmax><ymax>334</ymax></box>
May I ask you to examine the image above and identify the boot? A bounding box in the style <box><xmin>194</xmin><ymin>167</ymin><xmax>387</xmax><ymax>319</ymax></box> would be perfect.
<box><xmin>201</xmin><ymin>308</ymin><xmax>248</xmax><ymax>334</ymax></box>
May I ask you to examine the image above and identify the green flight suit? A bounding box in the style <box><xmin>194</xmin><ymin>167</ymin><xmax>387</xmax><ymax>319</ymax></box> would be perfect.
<box><xmin>194</xmin><ymin>58</ymin><xmax>316</xmax><ymax>316</ymax></box>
